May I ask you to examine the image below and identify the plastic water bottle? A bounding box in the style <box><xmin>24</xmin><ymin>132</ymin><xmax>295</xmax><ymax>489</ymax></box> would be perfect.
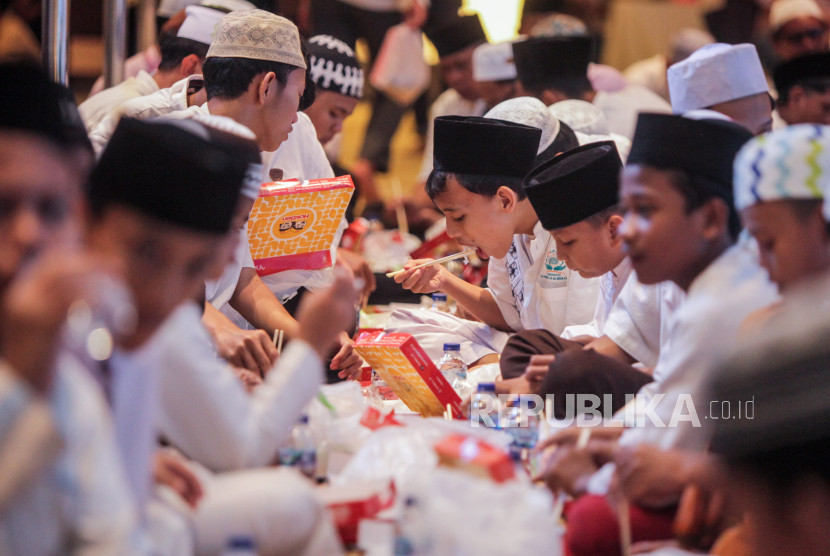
<box><xmin>430</xmin><ymin>292</ymin><xmax>450</xmax><ymax>313</ymax></box>
<box><xmin>394</xmin><ymin>496</ymin><xmax>429</xmax><ymax>555</ymax></box>
<box><xmin>503</xmin><ymin>395</ymin><xmax>540</xmax><ymax>462</ymax></box>
<box><xmin>470</xmin><ymin>382</ymin><xmax>500</xmax><ymax>428</ymax></box>
<box><xmin>221</xmin><ymin>536</ymin><xmax>257</xmax><ymax>556</ymax></box>
<box><xmin>438</xmin><ymin>342</ymin><xmax>467</xmax><ymax>392</ymax></box>
<box><xmin>278</xmin><ymin>415</ymin><xmax>316</xmax><ymax>479</ymax></box>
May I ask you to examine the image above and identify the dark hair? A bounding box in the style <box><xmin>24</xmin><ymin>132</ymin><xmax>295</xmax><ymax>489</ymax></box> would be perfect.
<box><xmin>202</xmin><ymin>39</ymin><xmax>315</xmax><ymax>108</ymax></box>
<box><xmin>667</xmin><ymin>169</ymin><xmax>741</xmax><ymax>240</ymax></box>
<box><xmin>777</xmin><ymin>78</ymin><xmax>830</xmax><ymax>104</ymax></box>
<box><xmin>729</xmin><ymin>436</ymin><xmax>830</xmax><ymax>496</ymax></box>
<box><xmin>157</xmin><ymin>31</ymin><xmax>210</xmax><ymax>72</ymax></box>
<box><xmin>425</xmin><ymin>169</ymin><xmax>526</xmax><ymax>201</ymax></box>
<box><xmin>525</xmin><ymin>75</ymin><xmax>593</xmax><ymax>100</ymax></box>
<box><xmin>584</xmin><ymin>203</ymin><xmax>623</xmax><ymax>228</ymax></box>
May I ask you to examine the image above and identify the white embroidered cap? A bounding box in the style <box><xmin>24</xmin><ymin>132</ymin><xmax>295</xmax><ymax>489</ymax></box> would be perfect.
<box><xmin>549</xmin><ymin>99</ymin><xmax>609</xmax><ymax>135</ymax></box>
<box><xmin>733</xmin><ymin>124</ymin><xmax>830</xmax><ymax>219</ymax></box>
<box><xmin>485</xmin><ymin>96</ymin><xmax>560</xmax><ymax>154</ymax></box>
<box><xmin>472</xmin><ymin>40</ymin><xmax>517</xmax><ymax>82</ymax></box>
<box><xmin>769</xmin><ymin>0</ymin><xmax>826</xmax><ymax>33</ymax></box>
<box><xmin>207</xmin><ymin>9</ymin><xmax>306</xmax><ymax>69</ymax></box>
<box><xmin>177</xmin><ymin>6</ymin><xmax>225</xmax><ymax>45</ymax></box>
<box><xmin>667</xmin><ymin>43</ymin><xmax>768</xmax><ymax>114</ymax></box>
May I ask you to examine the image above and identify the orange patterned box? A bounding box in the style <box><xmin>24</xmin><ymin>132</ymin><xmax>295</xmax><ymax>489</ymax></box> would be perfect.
<box><xmin>353</xmin><ymin>331</ymin><xmax>463</xmax><ymax>418</ymax></box>
<box><xmin>247</xmin><ymin>175</ymin><xmax>354</xmax><ymax>276</ymax></box>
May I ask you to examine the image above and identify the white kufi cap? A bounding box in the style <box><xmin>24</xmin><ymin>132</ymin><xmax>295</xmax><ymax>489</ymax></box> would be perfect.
<box><xmin>667</xmin><ymin>43</ymin><xmax>768</xmax><ymax>114</ymax></box>
<box><xmin>177</xmin><ymin>6</ymin><xmax>225</xmax><ymax>45</ymax></box>
<box><xmin>472</xmin><ymin>40</ymin><xmax>517</xmax><ymax>82</ymax></box>
<box><xmin>485</xmin><ymin>96</ymin><xmax>560</xmax><ymax>154</ymax></box>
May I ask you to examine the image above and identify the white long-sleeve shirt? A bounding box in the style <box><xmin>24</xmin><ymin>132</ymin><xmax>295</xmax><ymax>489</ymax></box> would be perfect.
<box><xmin>588</xmin><ymin>240</ymin><xmax>777</xmax><ymax>495</ymax></box>
<box><xmin>0</xmin><ymin>355</ymin><xmax>140</xmax><ymax>555</ymax></box>
<box><xmin>156</xmin><ymin>302</ymin><xmax>324</xmax><ymax>471</ymax></box>
<box><xmin>79</xmin><ymin>70</ymin><xmax>160</xmax><ymax>133</ymax></box>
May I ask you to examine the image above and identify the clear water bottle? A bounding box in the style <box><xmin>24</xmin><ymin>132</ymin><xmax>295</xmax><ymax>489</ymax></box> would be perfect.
<box><xmin>503</xmin><ymin>395</ymin><xmax>540</xmax><ymax>462</ymax></box>
<box><xmin>430</xmin><ymin>293</ymin><xmax>450</xmax><ymax>313</ymax></box>
<box><xmin>470</xmin><ymin>382</ymin><xmax>500</xmax><ymax>428</ymax></box>
<box><xmin>394</xmin><ymin>496</ymin><xmax>428</xmax><ymax>555</ymax></box>
<box><xmin>278</xmin><ymin>415</ymin><xmax>316</xmax><ymax>479</ymax></box>
<box><xmin>438</xmin><ymin>342</ymin><xmax>467</xmax><ymax>391</ymax></box>
<box><xmin>221</xmin><ymin>535</ymin><xmax>257</xmax><ymax>556</ymax></box>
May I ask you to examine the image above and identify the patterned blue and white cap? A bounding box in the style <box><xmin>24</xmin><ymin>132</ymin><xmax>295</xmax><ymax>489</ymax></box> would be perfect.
<box><xmin>734</xmin><ymin>124</ymin><xmax>830</xmax><ymax>219</ymax></box>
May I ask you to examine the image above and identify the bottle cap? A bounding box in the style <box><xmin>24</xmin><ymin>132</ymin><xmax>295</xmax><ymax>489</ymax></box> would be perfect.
<box><xmin>298</xmin><ymin>414</ymin><xmax>310</xmax><ymax>424</ymax></box>
<box><xmin>432</xmin><ymin>293</ymin><xmax>448</xmax><ymax>301</ymax></box>
<box><xmin>443</xmin><ymin>343</ymin><xmax>461</xmax><ymax>351</ymax></box>
<box><xmin>477</xmin><ymin>382</ymin><xmax>496</xmax><ymax>393</ymax></box>
<box><xmin>226</xmin><ymin>536</ymin><xmax>256</xmax><ymax>549</ymax></box>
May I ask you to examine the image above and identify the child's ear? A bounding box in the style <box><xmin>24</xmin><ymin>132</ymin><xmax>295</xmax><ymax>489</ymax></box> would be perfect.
<box><xmin>699</xmin><ymin>198</ymin><xmax>730</xmax><ymax>241</ymax></box>
<box><xmin>495</xmin><ymin>186</ymin><xmax>519</xmax><ymax>212</ymax></box>
<box><xmin>607</xmin><ymin>214</ymin><xmax>624</xmax><ymax>244</ymax></box>
<box><xmin>257</xmin><ymin>71</ymin><xmax>276</xmax><ymax>105</ymax></box>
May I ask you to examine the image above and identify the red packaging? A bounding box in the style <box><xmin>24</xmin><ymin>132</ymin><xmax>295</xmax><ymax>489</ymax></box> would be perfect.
<box><xmin>318</xmin><ymin>480</ymin><xmax>396</xmax><ymax>545</ymax></box>
<box><xmin>353</xmin><ymin>331</ymin><xmax>463</xmax><ymax>418</ymax></box>
<box><xmin>434</xmin><ymin>434</ymin><xmax>515</xmax><ymax>483</ymax></box>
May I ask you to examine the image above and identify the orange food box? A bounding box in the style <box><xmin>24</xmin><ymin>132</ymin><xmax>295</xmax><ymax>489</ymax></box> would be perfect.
<box><xmin>434</xmin><ymin>434</ymin><xmax>515</xmax><ymax>483</ymax></box>
<box><xmin>247</xmin><ymin>175</ymin><xmax>354</xmax><ymax>276</ymax></box>
<box><xmin>353</xmin><ymin>331</ymin><xmax>463</xmax><ymax>418</ymax></box>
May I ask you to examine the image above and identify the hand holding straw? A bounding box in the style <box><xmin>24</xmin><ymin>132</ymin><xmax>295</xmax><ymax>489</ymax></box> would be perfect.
<box><xmin>386</xmin><ymin>248</ymin><xmax>475</xmax><ymax>278</ymax></box>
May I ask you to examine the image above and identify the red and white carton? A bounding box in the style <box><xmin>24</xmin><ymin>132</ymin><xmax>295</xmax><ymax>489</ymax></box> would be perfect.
<box><xmin>318</xmin><ymin>480</ymin><xmax>396</xmax><ymax>546</ymax></box>
<box><xmin>247</xmin><ymin>175</ymin><xmax>354</xmax><ymax>276</ymax></box>
<box><xmin>353</xmin><ymin>331</ymin><xmax>464</xmax><ymax>418</ymax></box>
<box><xmin>434</xmin><ymin>434</ymin><xmax>515</xmax><ymax>483</ymax></box>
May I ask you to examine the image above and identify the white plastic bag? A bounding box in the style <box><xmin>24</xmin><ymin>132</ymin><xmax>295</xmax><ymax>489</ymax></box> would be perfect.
<box><xmin>369</xmin><ymin>24</ymin><xmax>431</xmax><ymax>106</ymax></box>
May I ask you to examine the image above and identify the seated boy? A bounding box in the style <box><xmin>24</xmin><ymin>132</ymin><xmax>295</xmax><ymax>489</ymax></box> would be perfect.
<box><xmin>86</xmin><ymin>117</ymin><xmax>351</xmax><ymax>554</ymax></box>
<box><xmin>498</xmin><ymin>141</ymin><xmax>652</xmax><ymax>416</ymax></box>
<box><xmin>534</xmin><ymin>114</ymin><xmax>777</xmax><ymax>555</ymax></box>
<box><xmin>733</xmin><ymin>123</ymin><xmax>830</xmax><ymax>302</ymax></box>
<box><xmin>390</xmin><ymin>115</ymin><xmax>599</xmax><ymax>364</ymax></box>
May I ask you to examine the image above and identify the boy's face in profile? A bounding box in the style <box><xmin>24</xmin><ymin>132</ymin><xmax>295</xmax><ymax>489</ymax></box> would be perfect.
<box><xmin>433</xmin><ymin>175</ymin><xmax>519</xmax><ymax>260</ymax></box>
<box><xmin>86</xmin><ymin>206</ymin><xmax>225</xmax><ymax>349</ymax></box>
<box><xmin>0</xmin><ymin>134</ymin><xmax>83</xmax><ymax>295</ymax></box>
<box><xmin>618</xmin><ymin>164</ymin><xmax>710</xmax><ymax>287</ymax></box>
<box><xmin>741</xmin><ymin>200</ymin><xmax>829</xmax><ymax>292</ymax></box>
<box><xmin>550</xmin><ymin>216</ymin><xmax>624</xmax><ymax>278</ymax></box>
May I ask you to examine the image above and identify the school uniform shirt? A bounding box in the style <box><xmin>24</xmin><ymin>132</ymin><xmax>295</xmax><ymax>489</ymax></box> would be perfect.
<box><xmin>592</xmin><ymin>84</ymin><xmax>672</xmax><ymax>140</ymax></box>
<box><xmin>603</xmin><ymin>274</ymin><xmax>686</xmax><ymax>369</ymax></box>
<box><xmin>79</xmin><ymin>70</ymin><xmax>160</xmax><ymax>133</ymax></box>
<box><xmin>156</xmin><ymin>301</ymin><xmax>324</xmax><ymax>471</ymax></box>
<box><xmin>587</xmin><ymin>239</ymin><xmax>778</xmax><ymax>495</ymax></box>
<box><xmin>0</xmin><ymin>355</ymin><xmax>141</xmax><ymax>555</ymax></box>
<box><xmin>418</xmin><ymin>88</ymin><xmax>488</xmax><ymax>182</ymax></box>
<box><xmin>561</xmin><ymin>257</ymin><xmax>634</xmax><ymax>340</ymax></box>
<box><xmin>487</xmin><ymin>219</ymin><xmax>600</xmax><ymax>335</ymax></box>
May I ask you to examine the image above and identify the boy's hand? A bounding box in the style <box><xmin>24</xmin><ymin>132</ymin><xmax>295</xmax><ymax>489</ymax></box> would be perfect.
<box><xmin>153</xmin><ymin>450</ymin><xmax>203</xmax><ymax>509</ymax></box>
<box><xmin>212</xmin><ymin>326</ymin><xmax>278</xmax><ymax>376</ymax></box>
<box><xmin>0</xmin><ymin>252</ymin><xmax>120</xmax><ymax>394</ymax></box>
<box><xmin>333</xmin><ymin>332</ymin><xmax>364</xmax><ymax>380</ymax></box>
<box><xmin>393</xmin><ymin>258</ymin><xmax>449</xmax><ymax>293</ymax></box>
<box><xmin>296</xmin><ymin>268</ymin><xmax>357</xmax><ymax>361</ymax></box>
